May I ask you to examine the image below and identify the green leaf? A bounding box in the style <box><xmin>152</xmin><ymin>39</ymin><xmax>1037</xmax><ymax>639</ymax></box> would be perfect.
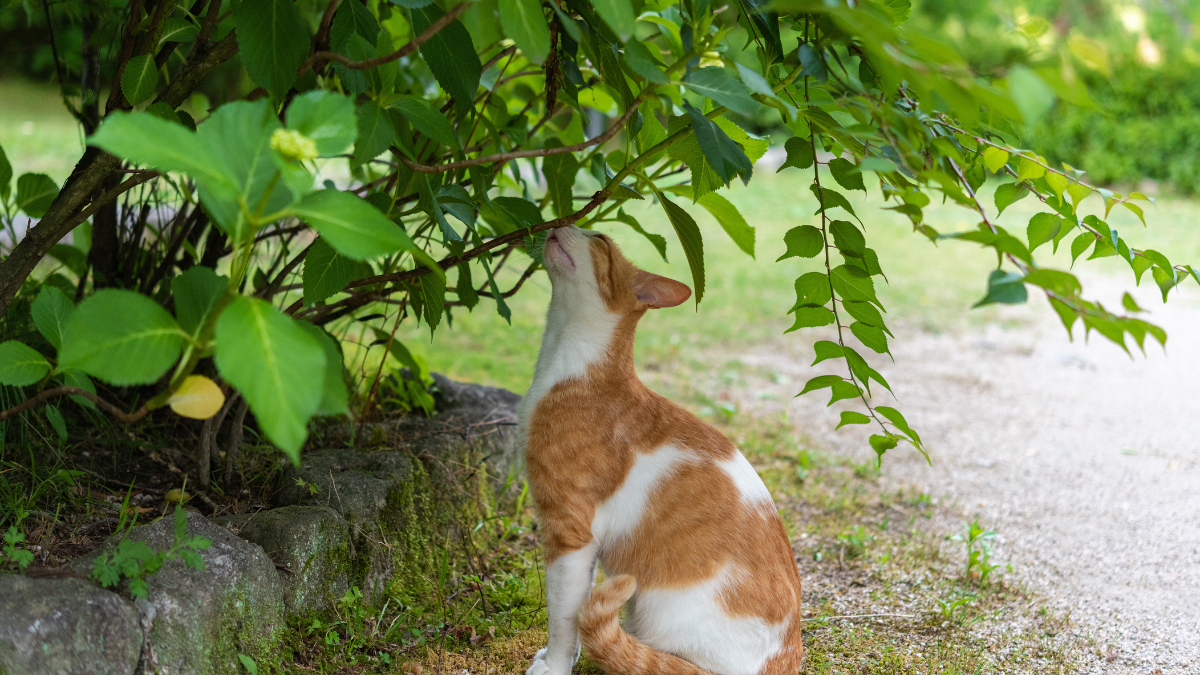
<box><xmin>391</xmin><ymin>98</ymin><xmax>460</xmax><ymax>150</ymax></box>
<box><xmin>45</xmin><ymin>404</ymin><xmax>67</xmax><ymax>442</ymax></box>
<box><xmin>811</xmin><ymin>340</ymin><xmax>843</xmax><ymax>365</ymax></box>
<box><xmin>298</xmin><ymin>323</ymin><xmax>349</xmax><ymax>417</ymax></box>
<box><xmin>59</xmin><ymin>290</ymin><xmax>184</xmax><ymax>385</ymax></box>
<box><xmin>291</xmin><ymin>190</ymin><xmax>435</xmax><ymax>273</ymax></box>
<box><xmin>1022</xmin><ymin>269</ymin><xmax>1080</xmax><ymax>296</ymax></box>
<box><xmin>623</xmin><ymin>40</ymin><xmax>669</xmax><ymax>84</ymax></box>
<box><xmin>798</xmin><ymin>374</ymin><xmax>842</xmax><ymax>396</ymax></box>
<box><xmin>695</xmin><ymin>192</ymin><xmax>754</xmax><ymax>258</ymax></box>
<box><xmin>790</xmin><ymin>272</ymin><xmax>832</xmax><ymax>311</ymax></box>
<box><xmin>418</xmin><ymin>269</ymin><xmax>446</xmax><ymax>333</ymax></box>
<box><xmin>543</xmin><ymin>146</ymin><xmax>580</xmax><ymax>219</ymax></box>
<box><xmin>684</xmin><ymin>68</ymin><xmax>761</xmax><ymax>117</ymax></box>
<box><xmin>660</xmin><ymin>196</ymin><xmax>705</xmax><ymax>305</ymax></box>
<box><xmin>811</xmin><ymin>185</ymin><xmax>859</xmax><ymax>223</ymax></box>
<box><xmin>830</xmin><ymin>264</ymin><xmax>879</xmax><ymax>307</ymax></box>
<box><xmin>62</xmin><ymin>369</ymin><xmax>97</xmax><ymax>409</ymax></box>
<box><xmin>15</xmin><ymin>173</ymin><xmax>60</xmax><ymax>218</ymax></box>
<box><xmin>120</xmin><ymin>54</ymin><xmax>159</xmax><ymax>106</ymax></box>
<box><xmin>214</xmin><ymin>297</ymin><xmax>325</xmax><ymax>459</ymax></box>
<box><xmin>836</xmin><ymin>410</ymin><xmax>871</xmax><ymax>429</ymax></box>
<box><xmin>1151</xmin><ymin>265</ymin><xmax>1177</xmax><ymax>302</ymax></box>
<box><xmin>828</xmin><ymin>158</ymin><xmax>865</xmax><ymax>192</ymax></box>
<box><xmin>994</xmin><ymin>183</ymin><xmax>1028</xmax><ymax>216</ymax></box>
<box><xmin>171</xmin><ymin>266</ymin><xmax>229</xmax><ymax>339</ymax></box>
<box><xmin>90</xmin><ymin>112</ymin><xmax>237</xmax><ymax>205</ymax></box>
<box><xmin>412</xmin><ymin>5</ymin><xmax>482</xmax><ymax>110</ymax></box>
<box><xmin>740</xmin><ymin>0</ymin><xmax>783</xmax><ymax>64</ymax></box>
<box><xmin>1006</xmin><ymin>66</ymin><xmax>1054</xmax><ymax>127</ymax></box>
<box><xmin>875</xmin><ymin>406</ymin><xmax>921</xmax><ymax>444</ymax></box>
<box><xmin>0</xmin><ymin>341</ymin><xmax>50</xmax><ymax>386</ymax></box>
<box><xmin>777</xmin><ymin>225</ymin><xmax>823</xmax><ymax>261</ymax></box>
<box><xmin>1027</xmin><ymin>213</ymin><xmax>1061</xmax><ymax>253</ymax></box>
<box><xmin>797</xmin><ymin>43</ymin><xmax>826</xmax><ymax>83</ymax></box>
<box><xmin>785</xmin><ymin>307</ymin><xmax>835</xmax><ymax>333</ymax></box>
<box><xmin>237</xmin><ymin>653</ymin><xmax>260</xmax><ymax>675</ymax></box>
<box><xmin>1070</xmin><ymin>233</ymin><xmax>1093</xmax><ymax>265</ymax></box>
<box><xmin>352</xmin><ymin>101</ymin><xmax>396</xmax><ymax>167</ymax></box>
<box><xmin>47</xmin><ymin>244</ymin><xmax>85</xmax><ymax>277</ymax></box>
<box><xmin>611</xmin><ymin>209</ymin><xmax>668</xmax><ymax>262</ymax></box>
<box><xmin>850</xmin><ymin>322</ymin><xmax>889</xmax><ymax>355</ymax></box>
<box><xmin>160</xmin><ymin>16</ymin><xmax>199</xmax><ymax>44</ymax></box>
<box><xmin>842</xmin><ymin>301</ymin><xmax>891</xmax><ymax>336</ymax></box>
<box><xmin>828</xmin><ymin>380</ymin><xmax>861</xmax><ymax>405</ymax></box>
<box><xmin>0</xmin><ymin>143</ymin><xmax>12</xmax><ymax>199</ymax></box>
<box><xmin>777</xmin><ymin>137</ymin><xmax>814</xmax><ymax>172</ymax></box>
<box><xmin>830</xmin><ymin>220</ymin><xmax>865</xmax><ymax>259</ymax></box>
<box><xmin>1122</xmin><ymin>292</ymin><xmax>1144</xmax><ymax>313</ymax></box>
<box><xmin>31</xmin><ymin>286</ymin><xmax>74</xmax><ymax>350</ymax></box>
<box><xmin>285</xmin><ymin>91</ymin><xmax>357</xmax><ymax>156</ymax></box>
<box><xmin>455</xmin><ymin>262</ymin><xmax>479</xmax><ymax>310</ymax></box>
<box><xmin>680</xmin><ymin>102</ymin><xmax>753</xmax><ymax>186</ymax></box>
<box><xmin>234</xmin><ymin>0</ymin><xmax>311</xmax><ymax>100</ymax></box>
<box><xmin>592</xmin><ymin>0</ymin><xmax>635</xmax><ymax>41</ymax></box>
<box><xmin>500</xmin><ymin>0</ymin><xmax>551</xmax><ymax>64</ymax></box>
<box><xmin>973</xmin><ymin>270</ymin><xmax>1027</xmax><ymax>307</ymax></box>
<box><xmin>303</xmin><ymin>238</ymin><xmax>356</xmax><ymax>304</ymax></box>
<box><xmin>869</xmin><ymin>434</ymin><xmax>898</xmax><ymax>460</ymax></box>
<box><xmin>982</xmin><ymin>147</ymin><xmax>1009</xmax><ymax>173</ymax></box>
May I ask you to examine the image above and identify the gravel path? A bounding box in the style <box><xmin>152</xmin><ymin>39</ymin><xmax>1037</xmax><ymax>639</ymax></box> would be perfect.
<box><xmin>744</xmin><ymin>274</ymin><xmax>1200</xmax><ymax>673</ymax></box>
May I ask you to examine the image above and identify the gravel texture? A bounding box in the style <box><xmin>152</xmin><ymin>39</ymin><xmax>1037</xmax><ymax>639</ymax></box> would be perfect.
<box><xmin>742</xmin><ymin>274</ymin><xmax>1199</xmax><ymax>674</ymax></box>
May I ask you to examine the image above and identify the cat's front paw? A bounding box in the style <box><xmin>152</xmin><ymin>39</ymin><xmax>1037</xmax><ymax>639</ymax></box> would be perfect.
<box><xmin>525</xmin><ymin>648</ymin><xmax>550</xmax><ymax>675</ymax></box>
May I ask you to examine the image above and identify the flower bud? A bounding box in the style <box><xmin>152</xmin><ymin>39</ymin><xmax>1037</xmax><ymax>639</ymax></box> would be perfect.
<box><xmin>270</xmin><ymin>128</ymin><xmax>318</xmax><ymax>162</ymax></box>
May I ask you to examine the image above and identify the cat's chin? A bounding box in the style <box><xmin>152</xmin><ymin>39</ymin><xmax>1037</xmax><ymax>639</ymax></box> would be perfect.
<box><xmin>544</xmin><ymin>231</ymin><xmax>576</xmax><ymax>273</ymax></box>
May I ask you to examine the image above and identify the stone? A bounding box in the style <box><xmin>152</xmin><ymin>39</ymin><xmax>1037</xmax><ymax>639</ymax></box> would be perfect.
<box><xmin>215</xmin><ymin>506</ymin><xmax>349</xmax><ymax>615</ymax></box>
<box><xmin>275</xmin><ymin>373</ymin><xmax>523</xmax><ymax>596</ymax></box>
<box><xmin>70</xmin><ymin>511</ymin><xmax>285</xmax><ymax>674</ymax></box>
<box><xmin>0</xmin><ymin>575</ymin><xmax>140</xmax><ymax>675</ymax></box>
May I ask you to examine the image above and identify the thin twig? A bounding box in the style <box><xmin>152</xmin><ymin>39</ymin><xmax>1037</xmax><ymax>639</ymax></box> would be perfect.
<box><xmin>0</xmin><ymin>387</ymin><xmax>150</xmax><ymax>424</ymax></box>
<box><xmin>300</xmin><ymin>2</ymin><xmax>473</xmax><ymax>74</ymax></box>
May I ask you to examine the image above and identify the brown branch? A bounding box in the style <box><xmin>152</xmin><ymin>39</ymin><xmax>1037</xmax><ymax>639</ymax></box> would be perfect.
<box><xmin>0</xmin><ymin>387</ymin><xmax>150</xmax><ymax>424</ymax></box>
<box><xmin>401</xmin><ymin>96</ymin><xmax>646</xmax><ymax>174</ymax></box>
<box><xmin>301</xmin><ymin>1</ymin><xmax>473</xmax><ymax>74</ymax></box>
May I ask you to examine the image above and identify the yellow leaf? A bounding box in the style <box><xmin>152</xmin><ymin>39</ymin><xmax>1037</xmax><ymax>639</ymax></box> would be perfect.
<box><xmin>165</xmin><ymin>489</ymin><xmax>191</xmax><ymax>503</ymax></box>
<box><xmin>982</xmin><ymin>147</ymin><xmax>1009</xmax><ymax>173</ymax></box>
<box><xmin>168</xmin><ymin>375</ymin><xmax>225</xmax><ymax>420</ymax></box>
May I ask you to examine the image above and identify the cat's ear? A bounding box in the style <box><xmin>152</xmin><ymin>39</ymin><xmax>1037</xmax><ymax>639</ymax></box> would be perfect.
<box><xmin>633</xmin><ymin>271</ymin><xmax>691</xmax><ymax>308</ymax></box>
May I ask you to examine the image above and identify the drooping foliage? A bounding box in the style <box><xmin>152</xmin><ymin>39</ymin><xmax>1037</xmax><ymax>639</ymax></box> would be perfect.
<box><xmin>0</xmin><ymin>0</ymin><xmax>1195</xmax><ymax>469</ymax></box>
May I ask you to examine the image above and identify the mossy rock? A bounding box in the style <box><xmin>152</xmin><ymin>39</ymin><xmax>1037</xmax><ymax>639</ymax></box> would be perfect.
<box><xmin>214</xmin><ymin>506</ymin><xmax>350</xmax><ymax>615</ymax></box>
<box><xmin>70</xmin><ymin>511</ymin><xmax>285</xmax><ymax>674</ymax></box>
<box><xmin>0</xmin><ymin>576</ymin><xmax>140</xmax><ymax>675</ymax></box>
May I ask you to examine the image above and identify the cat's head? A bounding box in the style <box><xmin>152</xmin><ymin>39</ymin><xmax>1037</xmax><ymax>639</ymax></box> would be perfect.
<box><xmin>542</xmin><ymin>225</ymin><xmax>691</xmax><ymax>315</ymax></box>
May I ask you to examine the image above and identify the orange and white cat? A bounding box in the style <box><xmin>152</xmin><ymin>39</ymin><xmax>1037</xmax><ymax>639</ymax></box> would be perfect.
<box><xmin>519</xmin><ymin>225</ymin><xmax>804</xmax><ymax>675</ymax></box>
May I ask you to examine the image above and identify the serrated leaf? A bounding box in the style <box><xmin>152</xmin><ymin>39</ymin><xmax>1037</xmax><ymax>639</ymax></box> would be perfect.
<box><xmin>842</xmin><ymin>301</ymin><xmax>891</xmax><ymax>336</ymax></box>
<box><xmin>777</xmin><ymin>137</ymin><xmax>813</xmax><ymax>172</ymax></box>
<box><xmin>1023</xmin><ymin>269</ymin><xmax>1080</xmax><ymax>296</ymax></box>
<box><xmin>830</xmin><ymin>220</ymin><xmax>865</xmax><ymax>259</ymax></box>
<box><xmin>120</xmin><ymin>54</ymin><xmax>159</xmax><ymax>106</ymax></box>
<box><xmin>31</xmin><ymin>286</ymin><xmax>74</xmax><ymax>350</ymax></box>
<box><xmin>500</xmin><ymin>0</ymin><xmax>551</xmax><ymax>64</ymax></box>
<box><xmin>684</xmin><ymin>67</ymin><xmax>760</xmax><ymax>117</ymax></box>
<box><xmin>59</xmin><ymin>290</ymin><xmax>184</xmax><ymax>385</ymax></box>
<box><xmin>160</xmin><ymin>17</ymin><xmax>199</xmax><ymax>44</ymax></box>
<box><xmin>623</xmin><ymin>40</ymin><xmax>668</xmax><ymax>84</ymax></box>
<box><xmin>993</xmin><ymin>182</ymin><xmax>1028</xmax><ymax>216</ymax></box>
<box><xmin>811</xmin><ymin>185</ymin><xmax>859</xmax><ymax>223</ymax></box>
<box><xmin>778</xmin><ymin>225</ymin><xmax>823</xmax><ymax>261</ymax></box>
<box><xmin>828</xmin><ymin>380</ymin><xmax>861</xmax><ymax>405</ymax></box>
<box><xmin>972</xmin><ymin>269</ymin><xmax>1027</xmax><ymax>307</ymax></box>
<box><xmin>1070</xmin><ymin>232</ymin><xmax>1093</xmax><ymax>264</ymax></box>
<box><xmin>828</xmin><ymin>158</ymin><xmax>864</xmax><ymax>192</ymax></box>
<box><xmin>1026</xmin><ymin>212</ymin><xmax>1061</xmax><ymax>253</ymax></box>
<box><xmin>592</xmin><ymin>0</ymin><xmax>635</xmax><ymax>41</ymax></box>
<box><xmin>982</xmin><ymin>147</ymin><xmax>1009</xmax><ymax>173</ymax></box>
<box><xmin>291</xmin><ymin>190</ymin><xmax>438</xmax><ymax>274</ymax></box>
<box><xmin>869</xmin><ymin>433</ymin><xmax>899</xmax><ymax>459</ymax></box>
<box><xmin>830</xmin><ymin>264</ymin><xmax>879</xmax><ymax>307</ymax></box>
<box><xmin>811</xmin><ymin>340</ymin><xmax>843</xmax><ymax>366</ymax></box>
<box><xmin>303</xmin><ymin>237</ymin><xmax>356</xmax><ymax>304</ymax></box>
<box><xmin>298</xmin><ymin>323</ymin><xmax>350</xmax><ymax>416</ymax></box>
<box><xmin>785</xmin><ymin>307</ymin><xmax>835</xmax><ymax>333</ymax></box>
<box><xmin>352</xmin><ymin>101</ymin><xmax>395</xmax><ymax>167</ymax></box>
<box><xmin>611</xmin><ymin>209</ymin><xmax>668</xmax><ymax>262</ymax></box>
<box><xmin>695</xmin><ymin>192</ymin><xmax>754</xmax><ymax>258</ymax></box>
<box><xmin>850</xmin><ymin>322</ymin><xmax>889</xmax><ymax>355</ymax></box>
<box><xmin>837</xmin><ymin>411</ymin><xmax>871</xmax><ymax>429</ymax></box>
<box><xmin>680</xmin><ymin>101</ymin><xmax>753</xmax><ymax>186</ymax></box>
<box><xmin>234</xmin><ymin>0</ymin><xmax>311</xmax><ymax>100</ymax></box>
<box><xmin>285</xmin><ymin>90</ymin><xmax>357</xmax><ymax>156</ymax></box>
<box><xmin>214</xmin><ymin>297</ymin><xmax>324</xmax><ymax>459</ymax></box>
<box><xmin>171</xmin><ymin>266</ymin><xmax>229</xmax><ymax>339</ymax></box>
<box><xmin>15</xmin><ymin>173</ymin><xmax>60</xmax><ymax>218</ymax></box>
<box><xmin>660</xmin><ymin>196</ymin><xmax>705</xmax><ymax>305</ymax></box>
<box><xmin>0</xmin><ymin>341</ymin><xmax>50</xmax><ymax>386</ymax></box>
<box><xmin>392</xmin><ymin>98</ymin><xmax>460</xmax><ymax>150</ymax></box>
<box><xmin>790</xmin><ymin>272</ymin><xmax>832</xmax><ymax>311</ymax></box>
<box><xmin>412</xmin><ymin>5</ymin><xmax>482</xmax><ymax>110</ymax></box>
<box><xmin>798</xmin><ymin>374</ymin><xmax>843</xmax><ymax>396</ymax></box>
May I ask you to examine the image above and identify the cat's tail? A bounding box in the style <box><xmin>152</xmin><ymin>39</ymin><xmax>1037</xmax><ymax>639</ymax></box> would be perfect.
<box><xmin>577</xmin><ymin>575</ymin><xmax>715</xmax><ymax>675</ymax></box>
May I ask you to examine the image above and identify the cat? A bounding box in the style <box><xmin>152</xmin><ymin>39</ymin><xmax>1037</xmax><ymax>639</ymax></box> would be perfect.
<box><xmin>518</xmin><ymin>225</ymin><xmax>804</xmax><ymax>675</ymax></box>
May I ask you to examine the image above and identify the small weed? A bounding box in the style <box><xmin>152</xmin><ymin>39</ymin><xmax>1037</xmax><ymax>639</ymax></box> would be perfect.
<box><xmin>88</xmin><ymin>484</ymin><xmax>211</xmax><ymax>599</ymax></box>
<box><xmin>2</xmin><ymin>523</ymin><xmax>34</xmax><ymax>571</ymax></box>
<box><xmin>951</xmin><ymin>520</ymin><xmax>1001</xmax><ymax>585</ymax></box>
<box><xmin>837</xmin><ymin>524</ymin><xmax>876</xmax><ymax>559</ymax></box>
<box><xmin>935</xmin><ymin>590</ymin><xmax>978</xmax><ymax>626</ymax></box>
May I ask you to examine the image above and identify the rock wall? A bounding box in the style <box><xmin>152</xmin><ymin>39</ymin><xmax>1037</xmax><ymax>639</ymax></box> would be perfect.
<box><xmin>0</xmin><ymin>374</ymin><xmax>524</xmax><ymax>675</ymax></box>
